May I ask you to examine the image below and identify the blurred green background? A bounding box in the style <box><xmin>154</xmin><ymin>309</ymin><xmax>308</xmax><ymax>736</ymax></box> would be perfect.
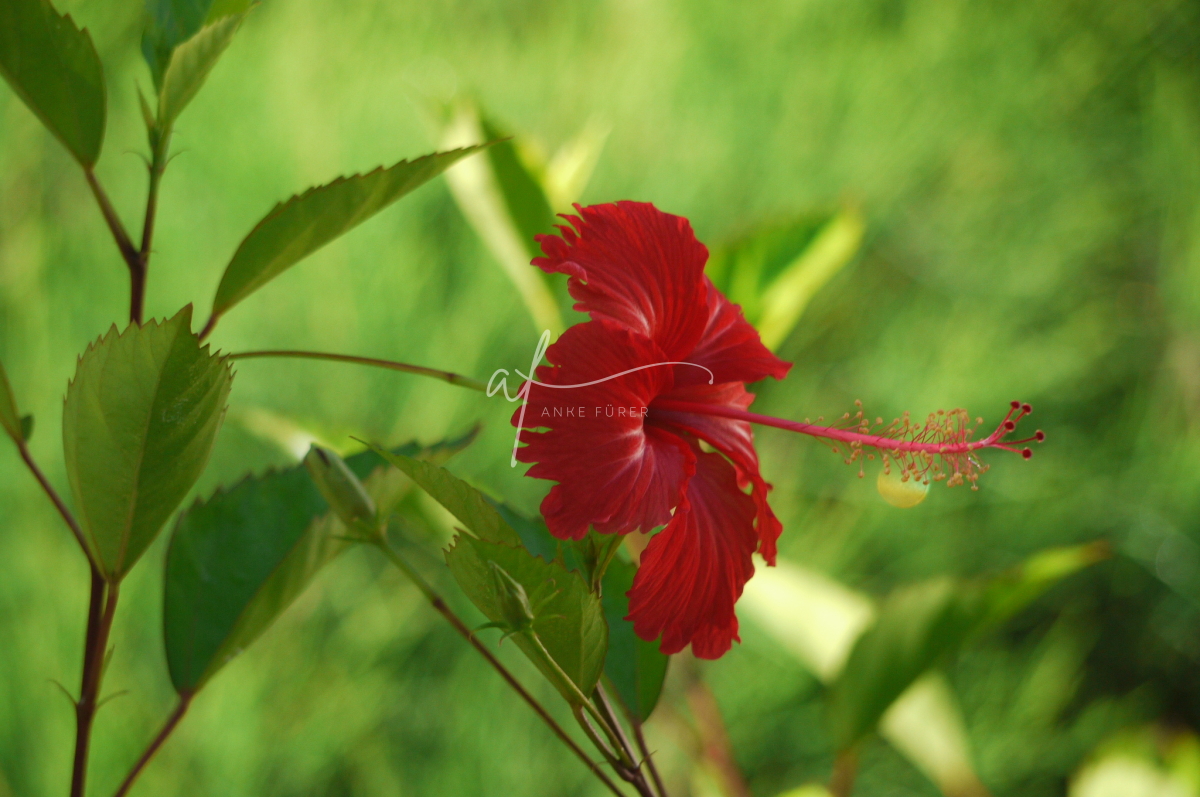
<box><xmin>3</xmin><ymin>0</ymin><xmax>1200</xmax><ymax>794</ymax></box>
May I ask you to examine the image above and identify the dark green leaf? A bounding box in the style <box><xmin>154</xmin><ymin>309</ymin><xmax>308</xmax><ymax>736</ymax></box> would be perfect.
<box><xmin>445</xmin><ymin>534</ymin><xmax>608</xmax><ymax>702</ymax></box>
<box><xmin>362</xmin><ymin>443</ymin><xmax>521</xmax><ymax>546</ymax></box>
<box><xmin>210</xmin><ymin>145</ymin><xmax>490</xmax><ymax>320</ymax></box>
<box><xmin>164</xmin><ymin>464</ymin><xmax>333</xmax><ymax>693</ymax></box>
<box><xmin>0</xmin><ymin>358</ymin><xmax>20</xmax><ymax>444</ymax></box>
<box><xmin>164</xmin><ymin>434</ymin><xmax>476</xmax><ymax>693</ymax></box>
<box><xmin>827</xmin><ymin>543</ymin><xmax>1104</xmax><ymax>749</ymax></box>
<box><xmin>480</xmin><ymin>117</ymin><xmax>557</xmax><ymax>257</ymax></box>
<box><xmin>19</xmin><ymin>414</ymin><xmax>33</xmax><ymax>442</ymax></box>
<box><xmin>0</xmin><ymin>0</ymin><xmax>105</xmax><ymax>166</ymax></box>
<box><xmin>62</xmin><ymin>305</ymin><xmax>233</xmax><ymax>580</ymax></box>
<box><xmin>141</xmin><ymin>0</ymin><xmax>251</xmax><ymax>89</ymax></box>
<box><xmin>601</xmin><ymin>556</ymin><xmax>668</xmax><ymax>722</ymax></box>
<box><xmin>157</xmin><ymin>12</ymin><xmax>243</xmax><ymax>128</ymax></box>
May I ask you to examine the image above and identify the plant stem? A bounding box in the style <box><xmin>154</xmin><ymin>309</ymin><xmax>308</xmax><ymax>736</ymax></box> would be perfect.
<box><xmin>140</xmin><ymin>134</ymin><xmax>169</xmax><ymax>262</ymax></box>
<box><xmin>686</xmin><ymin>676</ymin><xmax>750</xmax><ymax>797</ymax></box>
<box><xmin>15</xmin><ymin>439</ymin><xmax>91</xmax><ymax>561</ymax></box>
<box><xmin>829</xmin><ymin>748</ymin><xmax>858</xmax><ymax>797</ymax></box>
<box><xmin>83</xmin><ymin>169</ymin><xmax>144</xmax><ymax>324</ymax></box>
<box><xmin>632</xmin><ymin>718</ymin><xmax>668</xmax><ymax>797</ymax></box>
<box><xmin>373</xmin><ymin>539</ymin><xmax>627</xmax><ymax>797</ymax></box>
<box><xmin>230</xmin><ymin>350</ymin><xmax>488</xmax><ymax>392</ymax></box>
<box><xmin>71</xmin><ymin>580</ymin><xmax>119</xmax><ymax>797</ymax></box>
<box><xmin>595</xmin><ymin>683</ymin><xmax>661</xmax><ymax>797</ymax></box>
<box><xmin>111</xmin><ymin>695</ymin><xmax>192</xmax><ymax>797</ymax></box>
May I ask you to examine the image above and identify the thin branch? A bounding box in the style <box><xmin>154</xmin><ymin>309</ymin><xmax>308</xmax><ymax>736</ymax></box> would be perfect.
<box><xmin>374</xmin><ymin>539</ymin><xmax>627</xmax><ymax>797</ymax></box>
<box><xmin>686</xmin><ymin>676</ymin><xmax>750</xmax><ymax>797</ymax></box>
<box><xmin>595</xmin><ymin>683</ymin><xmax>660</xmax><ymax>797</ymax></box>
<box><xmin>230</xmin><ymin>350</ymin><xmax>488</xmax><ymax>392</ymax></box>
<box><xmin>71</xmin><ymin>581</ymin><xmax>119</xmax><ymax>797</ymax></box>
<box><xmin>15</xmin><ymin>439</ymin><xmax>91</xmax><ymax>562</ymax></box>
<box><xmin>632</xmin><ymin>719</ymin><xmax>668</xmax><ymax>797</ymax></box>
<box><xmin>111</xmin><ymin>695</ymin><xmax>192</xmax><ymax>797</ymax></box>
<box><xmin>829</xmin><ymin>748</ymin><xmax>858</xmax><ymax>797</ymax></box>
<box><xmin>83</xmin><ymin>169</ymin><xmax>145</xmax><ymax>324</ymax></box>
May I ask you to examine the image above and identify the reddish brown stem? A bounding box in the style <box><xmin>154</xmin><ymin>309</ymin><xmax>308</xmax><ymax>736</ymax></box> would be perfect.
<box><xmin>829</xmin><ymin>748</ymin><xmax>858</xmax><ymax>797</ymax></box>
<box><xmin>112</xmin><ymin>695</ymin><xmax>192</xmax><ymax>797</ymax></box>
<box><xmin>83</xmin><ymin>169</ymin><xmax>144</xmax><ymax>325</ymax></box>
<box><xmin>686</xmin><ymin>678</ymin><xmax>749</xmax><ymax>797</ymax></box>
<box><xmin>16</xmin><ymin>440</ymin><xmax>91</xmax><ymax>561</ymax></box>
<box><xmin>71</xmin><ymin>581</ymin><xmax>119</xmax><ymax>797</ymax></box>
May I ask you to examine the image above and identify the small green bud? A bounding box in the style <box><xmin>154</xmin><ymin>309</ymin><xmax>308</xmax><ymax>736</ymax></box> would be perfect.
<box><xmin>489</xmin><ymin>561</ymin><xmax>536</xmax><ymax>631</ymax></box>
<box><xmin>304</xmin><ymin>445</ymin><xmax>376</xmax><ymax>528</ymax></box>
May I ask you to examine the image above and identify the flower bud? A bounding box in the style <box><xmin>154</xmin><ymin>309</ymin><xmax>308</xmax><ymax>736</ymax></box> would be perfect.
<box><xmin>489</xmin><ymin>561</ymin><xmax>536</xmax><ymax>630</ymax></box>
<box><xmin>304</xmin><ymin>445</ymin><xmax>376</xmax><ymax>527</ymax></box>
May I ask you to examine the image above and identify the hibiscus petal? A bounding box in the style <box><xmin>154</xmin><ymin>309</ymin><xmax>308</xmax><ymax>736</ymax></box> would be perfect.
<box><xmin>515</xmin><ymin>319</ymin><xmax>695</xmax><ymax>540</ymax></box>
<box><xmin>675</xmin><ymin>277</ymin><xmax>792</xmax><ymax>388</ymax></box>
<box><xmin>533</xmin><ymin>202</ymin><xmax>709</xmax><ymax>360</ymax></box>
<box><xmin>627</xmin><ymin>449</ymin><xmax>759</xmax><ymax>659</ymax></box>
<box><xmin>650</xmin><ymin>382</ymin><xmax>783</xmax><ymax>564</ymax></box>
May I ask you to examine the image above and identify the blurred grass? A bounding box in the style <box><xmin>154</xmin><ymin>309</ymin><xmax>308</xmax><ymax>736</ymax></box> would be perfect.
<box><xmin>2</xmin><ymin>0</ymin><xmax>1200</xmax><ymax>794</ymax></box>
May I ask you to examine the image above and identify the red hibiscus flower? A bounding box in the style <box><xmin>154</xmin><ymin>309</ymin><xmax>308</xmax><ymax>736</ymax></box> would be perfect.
<box><xmin>513</xmin><ymin>201</ymin><xmax>1040</xmax><ymax>659</ymax></box>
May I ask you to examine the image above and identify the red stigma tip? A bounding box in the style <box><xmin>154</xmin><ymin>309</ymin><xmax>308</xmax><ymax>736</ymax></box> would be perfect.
<box><xmin>1022</xmin><ymin>448</ymin><xmax>1033</xmax><ymax>459</ymax></box>
<box><xmin>1021</xmin><ymin>403</ymin><xmax>1033</xmax><ymax>414</ymax></box>
<box><xmin>1011</xmin><ymin>400</ymin><xmax>1021</xmax><ymax>409</ymax></box>
<box><xmin>1004</xmin><ymin>420</ymin><xmax>1016</xmax><ymax>431</ymax></box>
<box><xmin>1035</xmin><ymin>430</ymin><xmax>1045</xmax><ymax>442</ymax></box>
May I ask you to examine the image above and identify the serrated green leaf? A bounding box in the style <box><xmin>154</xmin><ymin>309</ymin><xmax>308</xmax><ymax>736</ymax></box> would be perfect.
<box><xmin>0</xmin><ymin>358</ymin><xmax>21</xmax><ymax>444</ymax></box>
<box><xmin>63</xmin><ymin>305</ymin><xmax>232</xmax><ymax>580</ymax></box>
<box><xmin>601</xmin><ymin>556</ymin><xmax>668</xmax><ymax>722</ymax></box>
<box><xmin>157</xmin><ymin>12</ymin><xmax>243</xmax><ymax>129</ymax></box>
<box><xmin>826</xmin><ymin>543</ymin><xmax>1104</xmax><ymax>750</ymax></box>
<box><xmin>362</xmin><ymin>443</ymin><xmax>521</xmax><ymax>546</ymax></box>
<box><xmin>0</xmin><ymin>0</ymin><xmax>105</xmax><ymax>166</ymax></box>
<box><xmin>210</xmin><ymin>145</ymin><xmax>490</xmax><ymax>320</ymax></box>
<box><xmin>141</xmin><ymin>0</ymin><xmax>251</xmax><ymax>89</ymax></box>
<box><xmin>164</xmin><ymin>435</ymin><xmax>475</xmax><ymax>694</ymax></box>
<box><xmin>445</xmin><ymin>534</ymin><xmax>608</xmax><ymax>702</ymax></box>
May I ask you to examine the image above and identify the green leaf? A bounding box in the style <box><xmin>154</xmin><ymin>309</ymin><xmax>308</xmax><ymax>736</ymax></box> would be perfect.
<box><xmin>0</xmin><ymin>358</ymin><xmax>21</xmax><ymax>444</ymax></box>
<box><xmin>0</xmin><ymin>0</ymin><xmax>105</xmax><ymax>167</ymax></box>
<box><xmin>826</xmin><ymin>543</ymin><xmax>1105</xmax><ymax>750</ymax></box>
<box><xmin>164</xmin><ymin>435</ymin><xmax>475</xmax><ymax>693</ymax></box>
<box><xmin>601</xmin><ymin>556</ymin><xmax>668</xmax><ymax>722</ymax></box>
<box><xmin>361</xmin><ymin>443</ymin><xmax>521</xmax><ymax>546</ymax></box>
<box><xmin>62</xmin><ymin>306</ymin><xmax>233</xmax><ymax>580</ymax></box>
<box><xmin>164</xmin><ymin>463</ymin><xmax>333</xmax><ymax>693</ymax></box>
<box><xmin>445</xmin><ymin>534</ymin><xmax>608</xmax><ymax>703</ymax></box>
<box><xmin>141</xmin><ymin>0</ymin><xmax>251</xmax><ymax>89</ymax></box>
<box><xmin>707</xmin><ymin>208</ymin><xmax>864</xmax><ymax>351</ymax></box>
<box><xmin>19</xmin><ymin>414</ymin><xmax>34</xmax><ymax>442</ymax></box>
<box><xmin>210</xmin><ymin>145</ymin><xmax>490</xmax><ymax>320</ymax></box>
<box><xmin>480</xmin><ymin>117</ymin><xmax>558</xmax><ymax>257</ymax></box>
<box><xmin>157</xmin><ymin>12</ymin><xmax>243</xmax><ymax>129</ymax></box>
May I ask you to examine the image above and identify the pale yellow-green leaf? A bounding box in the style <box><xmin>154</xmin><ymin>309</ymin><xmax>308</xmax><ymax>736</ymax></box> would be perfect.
<box><xmin>441</xmin><ymin>101</ymin><xmax>563</xmax><ymax>335</ymax></box>
<box><xmin>756</xmin><ymin>207</ymin><xmax>865</xmax><ymax>350</ymax></box>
